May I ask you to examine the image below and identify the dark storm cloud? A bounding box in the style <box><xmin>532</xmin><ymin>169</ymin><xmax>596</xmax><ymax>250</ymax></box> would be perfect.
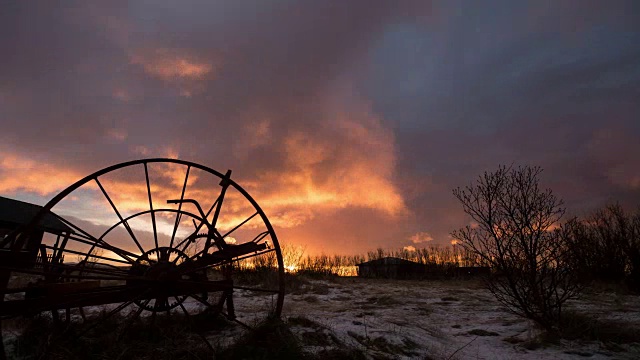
<box><xmin>1</xmin><ymin>0</ymin><xmax>432</xmax><ymax>166</ymax></box>
<box><xmin>1</xmin><ymin>0</ymin><xmax>638</xmax><ymax>253</ymax></box>
<box><xmin>362</xmin><ymin>0</ymin><xmax>640</xmax><ymax>244</ymax></box>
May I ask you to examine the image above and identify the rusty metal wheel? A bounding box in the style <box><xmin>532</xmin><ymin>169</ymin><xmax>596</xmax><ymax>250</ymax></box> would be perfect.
<box><xmin>1</xmin><ymin>159</ymin><xmax>285</xmax><ymax>356</ymax></box>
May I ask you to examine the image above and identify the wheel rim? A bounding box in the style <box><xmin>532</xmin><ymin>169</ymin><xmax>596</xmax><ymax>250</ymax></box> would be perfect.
<box><xmin>2</xmin><ymin>158</ymin><xmax>285</xmax><ymax>331</ymax></box>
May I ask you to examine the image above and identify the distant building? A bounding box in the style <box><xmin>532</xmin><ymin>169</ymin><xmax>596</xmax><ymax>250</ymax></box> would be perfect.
<box><xmin>356</xmin><ymin>257</ymin><xmax>491</xmax><ymax>279</ymax></box>
<box><xmin>356</xmin><ymin>257</ymin><xmax>426</xmax><ymax>279</ymax></box>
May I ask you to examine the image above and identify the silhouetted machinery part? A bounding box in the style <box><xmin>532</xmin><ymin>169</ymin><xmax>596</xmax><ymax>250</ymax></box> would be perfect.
<box><xmin>0</xmin><ymin>159</ymin><xmax>285</xmax><ymax>358</ymax></box>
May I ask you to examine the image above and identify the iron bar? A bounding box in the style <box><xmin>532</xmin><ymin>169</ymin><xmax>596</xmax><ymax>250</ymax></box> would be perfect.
<box><xmin>144</xmin><ymin>163</ymin><xmax>159</xmax><ymax>252</ymax></box>
<box><xmin>170</xmin><ymin>165</ymin><xmax>190</xmax><ymax>248</ymax></box>
<box><xmin>174</xmin><ymin>200</ymin><xmax>218</xmax><ymax>257</ymax></box>
<box><xmin>181</xmin><ymin>247</ymin><xmax>276</xmax><ymax>275</ymax></box>
<box><xmin>44</xmin><ymin>245</ymin><xmax>131</xmax><ymax>265</ymax></box>
<box><xmin>94</xmin><ymin>177</ymin><xmax>145</xmax><ymax>254</ymax></box>
<box><xmin>220</xmin><ymin>211</ymin><xmax>259</xmax><ymax>239</ymax></box>
<box><xmin>50</xmin><ymin>212</ymin><xmax>138</xmax><ymax>263</ymax></box>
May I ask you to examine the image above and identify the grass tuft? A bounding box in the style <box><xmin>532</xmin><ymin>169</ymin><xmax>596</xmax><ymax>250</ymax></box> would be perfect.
<box><xmin>9</xmin><ymin>312</ymin><xmax>222</xmax><ymax>360</ymax></box>
<box><xmin>558</xmin><ymin>310</ymin><xmax>640</xmax><ymax>344</ymax></box>
<box><xmin>215</xmin><ymin>318</ymin><xmax>306</xmax><ymax>360</ymax></box>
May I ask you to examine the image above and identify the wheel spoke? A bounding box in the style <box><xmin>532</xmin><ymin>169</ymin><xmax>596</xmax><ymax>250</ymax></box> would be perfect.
<box><xmin>227</xmin><ymin>315</ymin><xmax>252</xmax><ymax>330</ymax></box>
<box><xmin>144</xmin><ymin>163</ymin><xmax>159</xmax><ymax>252</ymax></box>
<box><xmin>102</xmin><ymin>299</ymin><xmax>136</xmax><ymax>320</ymax></box>
<box><xmin>3</xmin><ymin>159</ymin><xmax>285</xmax><ymax>354</ymax></box>
<box><xmin>177</xmin><ymin>201</ymin><xmax>218</xmax><ymax>257</ymax></box>
<box><xmin>188</xmin><ymin>293</ymin><xmax>215</xmax><ymax>309</ymax></box>
<box><xmin>178</xmin><ymin>302</ymin><xmax>189</xmax><ymax>316</ymax></box>
<box><xmin>44</xmin><ymin>245</ymin><xmax>131</xmax><ymax>266</ymax></box>
<box><xmin>170</xmin><ymin>165</ymin><xmax>190</xmax><ymax>248</ymax></box>
<box><xmin>45</xmin><ymin>265</ymin><xmax>133</xmax><ymax>281</ymax></box>
<box><xmin>119</xmin><ymin>299</ymin><xmax>149</xmax><ymax>335</ymax></box>
<box><xmin>44</xmin><ymin>259</ymin><xmax>130</xmax><ymax>277</ymax></box>
<box><xmin>95</xmin><ymin>177</ymin><xmax>145</xmax><ymax>254</ymax></box>
<box><xmin>66</xmin><ymin>233</ymin><xmax>138</xmax><ymax>263</ymax></box>
<box><xmin>66</xmin><ymin>261</ymin><xmax>130</xmax><ymax>275</ymax></box>
<box><xmin>82</xmin><ymin>290</ymin><xmax>150</xmax><ymax>333</ymax></box>
<box><xmin>50</xmin><ymin>213</ymin><xmax>139</xmax><ymax>264</ymax></box>
<box><xmin>221</xmin><ymin>211</ymin><xmax>259</xmax><ymax>239</ymax></box>
<box><xmin>176</xmin><ymin>301</ymin><xmax>216</xmax><ymax>351</ymax></box>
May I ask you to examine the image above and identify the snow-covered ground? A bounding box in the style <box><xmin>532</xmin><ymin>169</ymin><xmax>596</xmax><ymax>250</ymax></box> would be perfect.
<box><xmin>3</xmin><ymin>277</ymin><xmax>640</xmax><ymax>359</ymax></box>
<box><xmin>280</xmin><ymin>277</ymin><xmax>640</xmax><ymax>360</ymax></box>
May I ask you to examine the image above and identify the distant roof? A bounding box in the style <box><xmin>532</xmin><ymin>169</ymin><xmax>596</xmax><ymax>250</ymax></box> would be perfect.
<box><xmin>0</xmin><ymin>196</ymin><xmax>73</xmax><ymax>234</ymax></box>
<box><xmin>356</xmin><ymin>257</ymin><xmax>421</xmax><ymax>267</ymax></box>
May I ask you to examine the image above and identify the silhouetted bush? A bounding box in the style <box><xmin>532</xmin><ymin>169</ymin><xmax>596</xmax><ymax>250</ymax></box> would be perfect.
<box><xmin>452</xmin><ymin>165</ymin><xmax>580</xmax><ymax>330</ymax></box>
<box><xmin>562</xmin><ymin>204</ymin><xmax>640</xmax><ymax>291</ymax></box>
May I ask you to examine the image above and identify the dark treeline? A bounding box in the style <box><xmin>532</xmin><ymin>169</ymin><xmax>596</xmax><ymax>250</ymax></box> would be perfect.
<box><xmin>239</xmin><ymin>244</ymin><xmax>479</xmax><ymax>277</ymax></box>
<box><xmin>236</xmin><ymin>204</ymin><xmax>640</xmax><ymax>288</ymax></box>
<box><xmin>562</xmin><ymin>204</ymin><xmax>640</xmax><ymax>291</ymax></box>
<box><xmin>297</xmin><ymin>245</ymin><xmax>472</xmax><ymax>277</ymax></box>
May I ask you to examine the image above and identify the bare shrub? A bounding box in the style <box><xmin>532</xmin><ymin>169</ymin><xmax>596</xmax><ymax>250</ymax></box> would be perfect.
<box><xmin>563</xmin><ymin>204</ymin><xmax>640</xmax><ymax>291</ymax></box>
<box><xmin>451</xmin><ymin>165</ymin><xmax>580</xmax><ymax>330</ymax></box>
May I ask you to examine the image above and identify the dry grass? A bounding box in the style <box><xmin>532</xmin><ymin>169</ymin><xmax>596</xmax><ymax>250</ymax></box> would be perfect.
<box><xmin>558</xmin><ymin>310</ymin><xmax>640</xmax><ymax>344</ymax></box>
<box><xmin>8</xmin><ymin>312</ymin><xmax>223</xmax><ymax>360</ymax></box>
<box><xmin>5</xmin><ymin>274</ymin><xmax>640</xmax><ymax>359</ymax></box>
<box><xmin>7</xmin><ymin>311</ymin><xmax>376</xmax><ymax>360</ymax></box>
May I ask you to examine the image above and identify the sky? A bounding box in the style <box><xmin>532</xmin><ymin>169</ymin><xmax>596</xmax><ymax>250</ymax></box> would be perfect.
<box><xmin>1</xmin><ymin>0</ymin><xmax>639</xmax><ymax>256</ymax></box>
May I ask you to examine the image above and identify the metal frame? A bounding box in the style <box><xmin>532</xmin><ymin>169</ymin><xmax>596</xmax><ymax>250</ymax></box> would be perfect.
<box><xmin>0</xmin><ymin>158</ymin><xmax>285</xmax><ymax>358</ymax></box>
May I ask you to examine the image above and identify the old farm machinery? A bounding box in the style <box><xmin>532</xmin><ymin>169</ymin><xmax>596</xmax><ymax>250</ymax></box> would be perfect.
<box><xmin>0</xmin><ymin>159</ymin><xmax>285</xmax><ymax>356</ymax></box>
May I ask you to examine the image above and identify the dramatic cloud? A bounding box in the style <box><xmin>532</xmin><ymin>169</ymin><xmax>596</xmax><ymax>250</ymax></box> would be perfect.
<box><xmin>1</xmin><ymin>0</ymin><xmax>638</xmax><ymax>255</ymax></box>
<box><xmin>0</xmin><ymin>151</ymin><xmax>84</xmax><ymax>196</ymax></box>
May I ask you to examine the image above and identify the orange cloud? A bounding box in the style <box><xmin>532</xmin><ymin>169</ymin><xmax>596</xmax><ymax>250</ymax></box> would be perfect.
<box><xmin>130</xmin><ymin>48</ymin><xmax>216</xmax><ymax>80</ymax></box>
<box><xmin>1</xmin><ymin>98</ymin><xmax>406</xmax><ymax>235</ymax></box>
<box><xmin>239</xmin><ymin>109</ymin><xmax>407</xmax><ymax>228</ymax></box>
<box><xmin>410</xmin><ymin>231</ymin><xmax>433</xmax><ymax>244</ymax></box>
<box><xmin>0</xmin><ymin>153</ymin><xmax>83</xmax><ymax>196</ymax></box>
<box><xmin>129</xmin><ymin>48</ymin><xmax>218</xmax><ymax>97</ymax></box>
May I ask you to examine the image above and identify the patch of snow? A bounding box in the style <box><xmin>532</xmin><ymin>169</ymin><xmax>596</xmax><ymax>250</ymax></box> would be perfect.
<box><xmin>284</xmin><ymin>278</ymin><xmax>640</xmax><ymax>359</ymax></box>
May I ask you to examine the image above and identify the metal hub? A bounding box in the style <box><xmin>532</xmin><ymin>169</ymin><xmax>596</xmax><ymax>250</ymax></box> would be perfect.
<box><xmin>129</xmin><ymin>247</ymin><xmax>194</xmax><ymax>312</ymax></box>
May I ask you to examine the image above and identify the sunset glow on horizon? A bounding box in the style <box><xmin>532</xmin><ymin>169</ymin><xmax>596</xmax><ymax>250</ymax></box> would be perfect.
<box><xmin>1</xmin><ymin>1</ymin><xmax>639</xmax><ymax>256</ymax></box>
